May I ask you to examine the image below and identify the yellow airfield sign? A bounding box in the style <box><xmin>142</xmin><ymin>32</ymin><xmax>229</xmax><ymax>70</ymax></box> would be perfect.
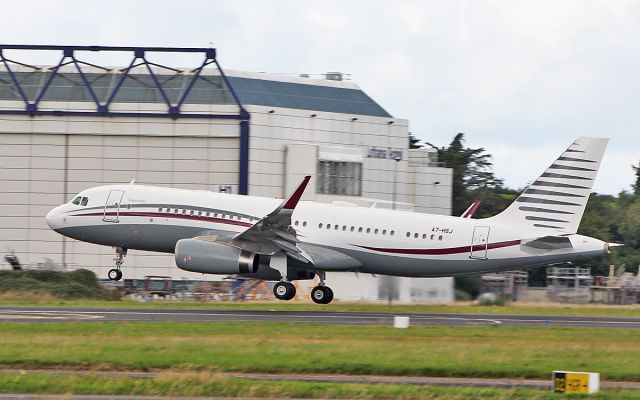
<box><xmin>553</xmin><ymin>371</ymin><xmax>600</xmax><ymax>394</ymax></box>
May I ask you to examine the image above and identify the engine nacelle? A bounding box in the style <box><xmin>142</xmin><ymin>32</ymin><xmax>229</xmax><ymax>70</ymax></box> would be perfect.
<box><xmin>175</xmin><ymin>239</ymin><xmax>259</xmax><ymax>275</ymax></box>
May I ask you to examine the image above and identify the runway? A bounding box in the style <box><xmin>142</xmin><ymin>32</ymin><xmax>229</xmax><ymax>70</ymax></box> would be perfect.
<box><xmin>1</xmin><ymin>306</ymin><xmax>640</xmax><ymax>328</ymax></box>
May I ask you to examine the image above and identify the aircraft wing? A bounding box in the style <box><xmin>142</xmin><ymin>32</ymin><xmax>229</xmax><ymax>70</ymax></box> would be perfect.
<box><xmin>207</xmin><ymin>176</ymin><xmax>314</xmax><ymax>264</ymax></box>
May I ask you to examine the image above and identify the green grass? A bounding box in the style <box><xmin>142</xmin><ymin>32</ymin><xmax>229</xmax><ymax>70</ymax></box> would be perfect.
<box><xmin>0</xmin><ymin>371</ymin><xmax>637</xmax><ymax>399</ymax></box>
<box><xmin>1</xmin><ymin>322</ymin><xmax>639</xmax><ymax>381</ymax></box>
<box><xmin>2</xmin><ymin>297</ymin><xmax>640</xmax><ymax>317</ymax></box>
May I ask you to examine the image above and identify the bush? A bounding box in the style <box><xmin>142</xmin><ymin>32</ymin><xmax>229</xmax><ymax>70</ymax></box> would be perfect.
<box><xmin>0</xmin><ymin>269</ymin><xmax>120</xmax><ymax>300</ymax></box>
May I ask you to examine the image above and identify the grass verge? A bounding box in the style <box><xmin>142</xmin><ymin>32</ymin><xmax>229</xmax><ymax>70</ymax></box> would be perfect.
<box><xmin>0</xmin><ymin>371</ymin><xmax>638</xmax><ymax>399</ymax></box>
<box><xmin>1</xmin><ymin>322</ymin><xmax>639</xmax><ymax>381</ymax></box>
<box><xmin>1</xmin><ymin>298</ymin><xmax>640</xmax><ymax>318</ymax></box>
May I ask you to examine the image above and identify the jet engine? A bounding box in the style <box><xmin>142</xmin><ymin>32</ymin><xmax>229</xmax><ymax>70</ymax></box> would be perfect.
<box><xmin>175</xmin><ymin>239</ymin><xmax>259</xmax><ymax>275</ymax></box>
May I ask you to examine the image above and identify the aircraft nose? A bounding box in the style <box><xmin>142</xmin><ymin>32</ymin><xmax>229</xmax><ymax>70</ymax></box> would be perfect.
<box><xmin>45</xmin><ymin>206</ymin><xmax>62</xmax><ymax>230</ymax></box>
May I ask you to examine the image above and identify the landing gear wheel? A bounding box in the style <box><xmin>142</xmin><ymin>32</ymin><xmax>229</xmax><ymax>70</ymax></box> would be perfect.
<box><xmin>311</xmin><ymin>286</ymin><xmax>334</xmax><ymax>304</ymax></box>
<box><xmin>108</xmin><ymin>268</ymin><xmax>122</xmax><ymax>281</ymax></box>
<box><xmin>273</xmin><ymin>281</ymin><xmax>296</xmax><ymax>301</ymax></box>
<box><xmin>323</xmin><ymin>286</ymin><xmax>334</xmax><ymax>304</ymax></box>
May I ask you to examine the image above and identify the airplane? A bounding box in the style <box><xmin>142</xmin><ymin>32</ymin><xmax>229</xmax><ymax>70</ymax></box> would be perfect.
<box><xmin>46</xmin><ymin>137</ymin><xmax>617</xmax><ymax>304</ymax></box>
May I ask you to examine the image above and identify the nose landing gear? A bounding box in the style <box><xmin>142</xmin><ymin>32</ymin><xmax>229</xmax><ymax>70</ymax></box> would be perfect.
<box><xmin>108</xmin><ymin>246</ymin><xmax>126</xmax><ymax>281</ymax></box>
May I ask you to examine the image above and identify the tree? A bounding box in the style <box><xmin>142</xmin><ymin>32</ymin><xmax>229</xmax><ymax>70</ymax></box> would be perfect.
<box><xmin>408</xmin><ymin>133</ymin><xmax>422</xmax><ymax>149</ymax></box>
<box><xmin>633</xmin><ymin>162</ymin><xmax>640</xmax><ymax>195</ymax></box>
<box><xmin>437</xmin><ymin>133</ymin><xmax>503</xmax><ymax>215</ymax></box>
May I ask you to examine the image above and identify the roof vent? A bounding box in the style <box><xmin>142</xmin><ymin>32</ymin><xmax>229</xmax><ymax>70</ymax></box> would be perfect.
<box><xmin>325</xmin><ymin>72</ymin><xmax>343</xmax><ymax>81</ymax></box>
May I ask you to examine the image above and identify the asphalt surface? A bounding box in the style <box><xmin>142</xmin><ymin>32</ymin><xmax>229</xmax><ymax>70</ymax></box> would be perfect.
<box><xmin>1</xmin><ymin>306</ymin><xmax>640</xmax><ymax>328</ymax></box>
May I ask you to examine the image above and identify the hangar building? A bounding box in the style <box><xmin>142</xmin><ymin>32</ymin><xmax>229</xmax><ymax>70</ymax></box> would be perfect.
<box><xmin>0</xmin><ymin>45</ymin><xmax>453</xmax><ymax>302</ymax></box>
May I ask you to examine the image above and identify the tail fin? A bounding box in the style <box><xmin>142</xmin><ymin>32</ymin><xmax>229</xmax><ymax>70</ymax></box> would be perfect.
<box><xmin>490</xmin><ymin>137</ymin><xmax>608</xmax><ymax>233</ymax></box>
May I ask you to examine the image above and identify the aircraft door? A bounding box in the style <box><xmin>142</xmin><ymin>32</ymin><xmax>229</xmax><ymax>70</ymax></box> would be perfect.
<box><xmin>470</xmin><ymin>226</ymin><xmax>490</xmax><ymax>259</ymax></box>
<box><xmin>103</xmin><ymin>190</ymin><xmax>125</xmax><ymax>223</ymax></box>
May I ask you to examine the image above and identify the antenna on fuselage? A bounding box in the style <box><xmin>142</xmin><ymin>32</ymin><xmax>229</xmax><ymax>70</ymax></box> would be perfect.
<box><xmin>129</xmin><ymin>179</ymin><xmax>136</xmax><ymax>185</ymax></box>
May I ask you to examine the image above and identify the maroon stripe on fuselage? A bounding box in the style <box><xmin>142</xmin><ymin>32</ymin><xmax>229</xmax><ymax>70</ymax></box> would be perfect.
<box><xmin>355</xmin><ymin>239</ymin><xmax>522</xmax><ymax>255</ymax></box>
<box><xmin>70</xmin><ymin>211</ymin><xmax>253</xmax><ymax>228</ymax></box>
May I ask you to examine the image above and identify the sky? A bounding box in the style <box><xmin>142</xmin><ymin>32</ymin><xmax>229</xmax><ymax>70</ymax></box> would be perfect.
<box><xmin>2</xmin><ymin>0</ymin><xmax>639</xmax><ymax>194</ymax></box>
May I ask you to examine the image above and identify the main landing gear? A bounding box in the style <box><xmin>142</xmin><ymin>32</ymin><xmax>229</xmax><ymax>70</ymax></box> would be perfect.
<box><xmin>273</xmin><ymin>281</ymin><xmax>296</xmax><ymax>301</ymax></box>
<box><xmin>272</xmin><ymin>272</ymin><xmax>334</xmax><ymax>304</ymax></box>
<box><xmin>310</xmin><ymin>271</ymin><xmax>333</xmax><ymax>304</ymax></box>
<box><xmin>108</xmin><ymin>246</ymin><xmax>126</xmax><ymax>281</ymax></box>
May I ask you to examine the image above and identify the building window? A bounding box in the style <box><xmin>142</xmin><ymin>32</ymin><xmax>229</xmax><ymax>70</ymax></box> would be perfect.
<box><xmin>317</xmin><ymin>160</ymin><xmax>362</xmax><ymax>196</ymax></box>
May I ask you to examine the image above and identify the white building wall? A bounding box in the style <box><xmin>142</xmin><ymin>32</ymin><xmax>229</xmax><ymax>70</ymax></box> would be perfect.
<box><xmin>0</xmin><ymin>107</ymin><xmax>241</xmax><ymax>280</ymax></box>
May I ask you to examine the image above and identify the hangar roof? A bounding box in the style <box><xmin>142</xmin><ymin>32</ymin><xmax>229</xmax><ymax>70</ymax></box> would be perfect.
<box><xmin>0</xmin><ymin>68</ymin><xmax>391</xmax><ymax>118</ymax></box>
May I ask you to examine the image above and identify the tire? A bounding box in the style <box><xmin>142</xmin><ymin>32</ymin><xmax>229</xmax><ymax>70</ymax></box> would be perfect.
<box><xmin>322</xmin><ymin>286</ymin><xmax>334</xmax><ymax>304</ymax></box>
<box><xmin>108</xmin><ymin>269</ymin><xmax>121</xmax><ymax>281</ymax></box>
<box><xmin>311</xmin><ymin>286</ymin><xmax>334</xmax><ymax>304</ymax></box>
<box><xmin>273</xmin><ymin>281</ymin><xmax>296</xmax><ymax>300</ymax></box>
<box><xmin>311</xmin><ymin>286</ymin><xmax>326</xmax><ymax>304</ymax></box>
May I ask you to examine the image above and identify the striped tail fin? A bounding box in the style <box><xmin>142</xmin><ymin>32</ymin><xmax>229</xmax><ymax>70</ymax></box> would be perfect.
<box><xmin>490</xmin><ymin>137</ymin><xmax>609</xmax><ymax>233</ymax></box>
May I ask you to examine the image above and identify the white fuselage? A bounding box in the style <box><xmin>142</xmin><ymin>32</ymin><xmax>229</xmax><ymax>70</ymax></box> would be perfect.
<box><xmin>46</xmin><ymin>184</ymin><xmax>607</xmax><ymax>278</ymax></box>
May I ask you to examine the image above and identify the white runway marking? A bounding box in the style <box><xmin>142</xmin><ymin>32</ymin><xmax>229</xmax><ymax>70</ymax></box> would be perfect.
<box><xmin>0</xmin><ymin>311</ymin><xmax>103</xmax><ymax>320</ymax></box>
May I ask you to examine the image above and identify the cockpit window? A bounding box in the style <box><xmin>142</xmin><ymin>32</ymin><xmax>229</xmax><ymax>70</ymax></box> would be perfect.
<box><xmin>80</xmin><ymin>197</ymin><xmax>88</xmax><ymax>206</ymax></box>
<box><xmin>71</xmin><ymin>196</ymin><xmax>82</xmax><ymax>205</ymax></box>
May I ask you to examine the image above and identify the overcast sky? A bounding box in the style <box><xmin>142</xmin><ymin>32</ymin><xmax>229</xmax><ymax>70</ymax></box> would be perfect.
<box><xmin>3</xmin><ymin>1</ymin><xmax>639</xmax><ymax>194</ymax></box>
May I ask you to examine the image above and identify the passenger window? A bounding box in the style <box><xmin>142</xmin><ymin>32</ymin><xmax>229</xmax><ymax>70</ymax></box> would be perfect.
<box><xmin>158</xmin><ymin>207</ymin><xmax>162</xmax><ymax>212</ymax></box>
<box><xmin>422</xmin><ymin>234</ymin><xmax>426</xmax><ymax>239</ymax></box>
<box><xmin>366</xmin><ymin>228</ymin><xmax>371</xmax><ymax>233</ymax></box>
<box><xmin>342</xmin><ymin>225</ymin><xmax>346</xmax><ymax>231</ymax></box>
<box><xmin>439</xmin><ymin>235</ymin><xmax>443</xmax><ymax>241</ymax></box>
<box><xmin>198</xmin><ymin>211</ymin><xmax>203</xmax><ymax>216</ymax></box>
<box><xmin>358</xmin><ymin>227</ymin><xmax>363</xmax><ymax>233</ymax></box>
<box><xmin>334</xmin><ymin>225</ymin><xmax>339</xmax><ymax>230</ymax></box>
<box><xmin>319</xmin><ymin>223</ymin><xmax>323</xmax><ymax>228</ymax></box>
<box><xmin>390</xmin><ymin>230</ymin><xmax>395</xmax><ymax>236</ymax></box>
<box><xmin>430</xmin><ymin>234</ymin><xmax>435</xmax><ymax>240</ymax></box>
<box><xmin>302</xmin><ymin>221</ymin><xmax>307</xmax><ymax>227</ymax></box>
<box><xmin>71</xmin><ymin>196</ymin><xmax>81</xmax><ymax>205</ymax></box>
<box><xmin>206</xmin><ymin>212</ymin><xmax>210</xmax><ymax>217</ymax></box>
<box><xmin>81</xmin><ymin>197</ymin><xmax>88</xmax><ymax>206</ymax></box>
<box><xmin>414</xmin><ymin>233</ymin><xmax>419</xmax><ymax>238</ymax></box>
<box><xmin>166</xmin><ymin>208</ymin><xmax>170</xmax><ymax>212</ymax></box>
<box><xmin>294</xmin><ymin>221</ymin><xmax>299</xmax><ymax>226</ymax></box>
<box><xmin>214</xmin><ymin>213</ymin><xmax>218</xmax><ymax>218</ymax></box>
<box><xmin>327</xmin><ymin>224</ymin><xmax>331</xmax><ymax>229</ymax></box>
<box><xmin>237</xmin><ymin>215</ymin><xmax>241</xmax><ymax>220</ymax></box>
<box><xmin>374</xmin><ymin>229</ymin><xmax>379</xmax><ymax>234</ymax></box>
<box><xmin>382</xmin><ymin>230</ymin><xmax>387</xmax><ymax>235</ymax></box>
<box><xmin>182</xmin><ymin>210</ymin><xmax>187</xmax><ymax>215</ymax></box>
<box><xmin>350</xmin><ymin>226</ymin><xmax>355</xmax><ymax>232</ymax></box>
<box><xmin>190</xmin><ymin>210</ymin><xmax>195</xmax><ymax>215</ymax></box>
<box><xmin>406</xmin><ymin>232</ymin><xmax>410</xmax><ymax>237</ymax></box>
